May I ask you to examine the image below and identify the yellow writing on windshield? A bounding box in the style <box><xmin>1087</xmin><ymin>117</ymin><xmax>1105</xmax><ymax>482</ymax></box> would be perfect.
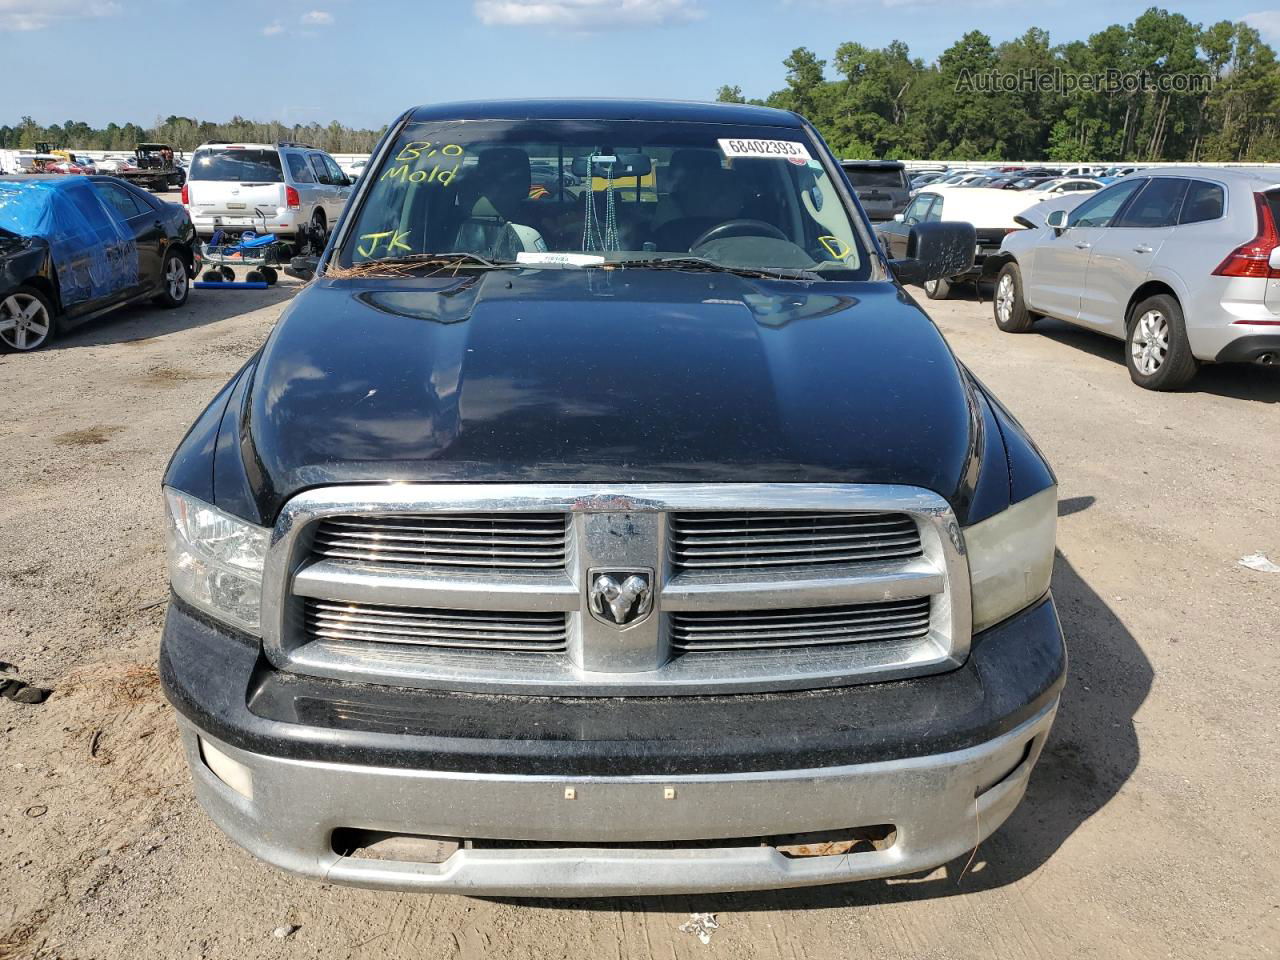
<box><xmin>819</xmin><ymin>235</ymin><xmax>853</xmax><ymax>261</ymax></box>
<box><xmin>357</xmin><ymin>229</ymin><xmax>412</xmax><ymax>258</ymax></box>
<box><xmin>380</xmin><ymin>141</ymin><xmax>465</xmax><ymax>187</ymax></box>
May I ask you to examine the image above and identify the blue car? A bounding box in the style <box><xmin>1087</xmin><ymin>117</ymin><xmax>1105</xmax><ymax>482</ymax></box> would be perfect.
<box><xmin>0</xmin><ymin>175</ymin><xmax>198</xmax><ymax>351</ymax></box>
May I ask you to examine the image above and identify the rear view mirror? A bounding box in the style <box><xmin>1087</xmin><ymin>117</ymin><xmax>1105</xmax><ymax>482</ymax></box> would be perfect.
<box><xmin>570</xmin><ymin>154</ymin><xmax>652</xmax><ymax>179</ymax></box>
<box><xmin>1045</xmin><ymin>209</ymin><xmax>1068</xmax><ymax>233</ymax></box>
<box><xmin>888</xmin><ymin>221</ymin><xmax>975</xmax><ymax>286</ymax></box>
<box><xmin>893</xmin><ymin>213</ymin><xmax>905</xmax><ymax>222</ymax></box>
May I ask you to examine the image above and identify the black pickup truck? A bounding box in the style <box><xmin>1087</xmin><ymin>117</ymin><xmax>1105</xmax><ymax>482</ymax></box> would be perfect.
<box><xmin>160</xmin><ymin>99</ymin><xmax>1065</xmax><ymax>896</ymax></box>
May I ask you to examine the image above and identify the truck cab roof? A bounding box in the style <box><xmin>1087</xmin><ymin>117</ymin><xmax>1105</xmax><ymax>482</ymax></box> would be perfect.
<box><xmin>405</xmin><ymin>98</ymin><xmax>804</xmax><ymax>127</ymax></box>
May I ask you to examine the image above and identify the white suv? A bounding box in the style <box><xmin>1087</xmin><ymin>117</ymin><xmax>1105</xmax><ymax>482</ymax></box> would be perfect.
<box><xmin>990</xmin><ymin>167</ymin><xmax>1280</xmax><ymax>390</ymax></box>
<box><xmin>183</xmin><ymin>141</ymin><xmax>353</xmax><ymax>250</ymax></box>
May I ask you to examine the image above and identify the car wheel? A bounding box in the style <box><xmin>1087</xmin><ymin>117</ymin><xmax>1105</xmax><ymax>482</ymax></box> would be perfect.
<box><xmin>0</xmin><ymin>285</ymin><xmax>57</xmax><ymax>352</ymax></box>
<box><xmin>153</xmin><ymin>251</ymin><xmax>190</xmax><ymax>308</ymax></box>
<box><xmin>922</xmin><ymin>276</ymin><xmax>952</xmax><ymax>300</ymax></box>
<box><xmin>1126</xmin><ymin>294</ymin><xmax>1198</xmax><ymax>390</ymax></box>
<box><xmin>993</xmin><ymin>263</ymin><xmax>1036</xmax><ymax>332</ymax></box>
<box><xmin>307</xmin><ymin>209</ymin><xmax>327</xmax><ymax>253</ymax></box>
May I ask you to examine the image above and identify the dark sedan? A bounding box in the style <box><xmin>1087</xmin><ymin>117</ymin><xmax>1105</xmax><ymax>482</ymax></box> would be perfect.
<box><xmin>0</xmin><ymin>175</ymin><xmax>199</xmax><ymax>351</ymax></box>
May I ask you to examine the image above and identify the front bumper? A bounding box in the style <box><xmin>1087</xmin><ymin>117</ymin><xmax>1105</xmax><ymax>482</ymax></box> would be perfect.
<box><xmin>162</xmin><ymin>596</ymin><xmax>1066</xmax><ymax>895</ymax></box>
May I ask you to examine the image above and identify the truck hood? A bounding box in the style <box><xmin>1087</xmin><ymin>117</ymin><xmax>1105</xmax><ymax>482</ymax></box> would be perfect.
<box><xmin>232</xmin><ymin>268</ymin><xmax>981</xmax><ymax>521</ymax></box>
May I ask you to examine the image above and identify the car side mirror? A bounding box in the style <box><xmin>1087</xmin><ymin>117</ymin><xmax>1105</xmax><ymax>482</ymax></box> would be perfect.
<box><xmin>893</xmin><ymin>213</ymin><xmax>905</xmax><ymax>222</ymax></box>
<box><xmin>1045</xmin><ymin>209</ymin><xmax>1069</xmax><ymax>234</ymax></box>
<box><xmin>286</xmin><ymin>255</ymin><xmax>318</xmax><ymax>281</ymax></box>
<box><xmin>888</xmin><ymin>221</ymin><xmax>975</xmax><ymax>286</ymax></box>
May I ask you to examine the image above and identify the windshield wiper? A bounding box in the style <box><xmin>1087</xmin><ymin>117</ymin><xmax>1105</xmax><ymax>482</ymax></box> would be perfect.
<box><xmin>614</xmin><ymin>256</ymin><xmax>822</xmax><ymax>281</ymax></box>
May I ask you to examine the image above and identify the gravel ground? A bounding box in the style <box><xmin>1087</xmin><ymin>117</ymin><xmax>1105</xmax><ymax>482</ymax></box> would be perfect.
<box><xmin>1</xmin><ymin>270</ymin><xmax>1278</xmax><ymax>960</ymax></box>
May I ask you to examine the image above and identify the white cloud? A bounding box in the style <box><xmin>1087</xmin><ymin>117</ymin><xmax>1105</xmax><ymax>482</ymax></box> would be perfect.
<box><xmin>1243</xmin><ymin>10</ymin><xmax>1280</xmax><ymax>43</ymax></box>
<box><xmin>0</xmin><ymin>0</ymin><xmax>120</xmax><ymax>31</ymax></box>
<box><xmin>474</xmin><ymin>0</ymin><xmax>703</xmax><ymax>30</ymax></box>
<box><xmin>301</xmin><ymin>9</ymin><xmax>334</xmax><ymax>26</ymax></box>
<box><xmin>262</xmin><ymin>20</ymin><xmax>284</xmax><ymax>35</ymax></box>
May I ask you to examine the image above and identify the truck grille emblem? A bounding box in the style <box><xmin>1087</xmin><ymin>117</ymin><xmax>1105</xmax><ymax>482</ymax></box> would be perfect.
<box><xmin>588</xmin><ymin>570</ymin><xmax>654</xmax><ymax>627</ymax></box>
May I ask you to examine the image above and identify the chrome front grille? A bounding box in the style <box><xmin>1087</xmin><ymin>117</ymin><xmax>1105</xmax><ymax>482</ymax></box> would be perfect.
<box><xmin>264</xmin><ymin>484</ymin><xmax>970</xmax><ymax>696</ymax></box>
<box><xmin>669</xmin><ymin>511</ymin><xmax>922</xmax><ymax>572</ymax></box>
<box><xmin>670</xmin><ymin>597</ymin><xmax>932</xmax><ymax>652</ymax></box>
<box><xmin>305</xmin><ymin>599</ymin><xmax>569</xmax><ymax>652</ymax></box>
<box><xmin>312</xmin><ymin>514</ymin><xmax>568</xmax><ymax>571</ymax></box>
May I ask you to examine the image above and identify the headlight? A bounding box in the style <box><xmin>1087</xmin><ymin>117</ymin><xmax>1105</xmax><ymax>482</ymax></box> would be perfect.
<box><xmin>165</xmin><ymin>488</ymin><xmax>269</xmax><ymax>635</ymax></box>
<box><xmin>964</xmin><ymin>486</ymin><xmax>1057</xmax><ymax>633</ymax></box>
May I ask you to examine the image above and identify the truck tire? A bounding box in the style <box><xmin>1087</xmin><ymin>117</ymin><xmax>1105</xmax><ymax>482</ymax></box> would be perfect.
<box><xmin>922</xmin><ymin>276</ymin><xmax>952</xmax><ymax>300</ymax></box>
<box><xmin>993</xmin><ymin>262</ymin><xmax>1036</xmax><ymax>333</ymax></box>
<box><xmin>1125</xmin><ymin>294</ymin><xmax>1198</xmax><ymax>391</ymax></box>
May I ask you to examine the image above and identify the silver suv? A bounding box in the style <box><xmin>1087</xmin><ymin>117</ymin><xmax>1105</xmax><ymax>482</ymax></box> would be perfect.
<box><xmin>184</xmin><ymin>141</ymin><xmax>353</xmax><ymax>250</ymax></box>
<box><xmin>991</xmin><ymin>167</ymin><xmax>1280</xmax><ymax>389</ymax></box>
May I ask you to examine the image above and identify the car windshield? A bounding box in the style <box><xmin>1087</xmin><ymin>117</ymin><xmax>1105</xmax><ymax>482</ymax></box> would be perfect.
<box><xmin>341</xmin><ymin>119</ymin><xmax>870</xmax><ymax>279</ymax></box>
<box><xmin>190</xmin><ymin>148</ymin><xmax>283</xmax><ymax>183</ymax></box>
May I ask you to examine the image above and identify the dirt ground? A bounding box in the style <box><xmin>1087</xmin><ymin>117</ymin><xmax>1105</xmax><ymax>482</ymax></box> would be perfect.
<box><xmin>2</xmin><ymin>262</ymin><xmax>1278</xmax><ymax>960</ymax></box>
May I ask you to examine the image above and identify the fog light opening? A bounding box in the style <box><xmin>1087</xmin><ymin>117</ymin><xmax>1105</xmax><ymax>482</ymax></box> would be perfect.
<box><xmin>975</xmin><ymin>738</ymin><xmax>1035</xmax><ymax>798</ymax></box>
<box><xmin>198</xmin><ymin>737</ymin><xmax>253</xmax><ymax>800</ymax></box>
<box><xmin>332</xmin><ymin>828</ymin><xmax>461</xmax><ymax>864</ymax></box>
<box><xmin>772</xmin><ymin>825</ymin><xmax>897</xmax><ymax>859</ymax></box>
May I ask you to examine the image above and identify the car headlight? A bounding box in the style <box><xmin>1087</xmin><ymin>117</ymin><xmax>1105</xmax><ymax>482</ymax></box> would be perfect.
<box><xmin>164</xmin><ymin>488</ymin><xmax>269</xmax><ymax>635</ymax></box>
<box><xmin>964</xmin><ymin>486</ymin><xmax>1057</xmax><ymax>633</ymax></box>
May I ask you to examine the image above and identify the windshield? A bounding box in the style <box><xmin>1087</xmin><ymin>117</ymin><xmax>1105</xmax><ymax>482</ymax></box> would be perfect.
<box><xmin>341</xmin><ymin>119</ymin><xmax>870</xmax><ymax>279</ymax></box>
<box><xmin>190</xmin><ymin>148</ymin><xmax>283</xmax><ymax>183</ymax></box>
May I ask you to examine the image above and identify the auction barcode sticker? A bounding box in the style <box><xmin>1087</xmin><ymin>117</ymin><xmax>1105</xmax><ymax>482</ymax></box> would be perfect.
<box><xmin>717</xmin><ymin>138</ymin><xmax>812</xmax><ymax>164</ymax></box>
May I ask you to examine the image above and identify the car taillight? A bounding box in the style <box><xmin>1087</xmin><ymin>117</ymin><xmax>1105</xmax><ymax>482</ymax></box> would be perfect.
<box><xmin>1212</xmin><ymin>193</ymin><xmax>1279</xmax><ymax>278</ymax></box>
<box><xmin>285</xmin><ymin>186</ymin><xmax>300</xmax><ymax>209</ymax></box>
<box><xmin>180</xmin><ymin>183</ymin><xmax>189</xmax><ymax>205</ymax></box>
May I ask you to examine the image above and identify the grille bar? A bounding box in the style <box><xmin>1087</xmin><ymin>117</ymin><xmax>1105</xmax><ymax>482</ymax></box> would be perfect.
<box><xmin>312</xmin><ymin>513</ymin><xmax>569</xmax><ymax>571</ymax></box>
<box><xmin>670</xmin><ymin>511</ymin><xmax>921</xmax><ymax>572</ymax></box>
<box><xmin>305</xmin><ymin>599</ymin><xmax>569</xmax><ymax>652</ymax></box>
<box><xmin>671</xmin><ymin>598</ymin><xmax>932</xmax><ymax>651</ymax></box>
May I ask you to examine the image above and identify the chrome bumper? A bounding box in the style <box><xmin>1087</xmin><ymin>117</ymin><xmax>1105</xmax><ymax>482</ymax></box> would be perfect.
<box><xmin>177</xmin><ymin>701</ymin><xmax>1057</xmax><ymax>896</ymax></box>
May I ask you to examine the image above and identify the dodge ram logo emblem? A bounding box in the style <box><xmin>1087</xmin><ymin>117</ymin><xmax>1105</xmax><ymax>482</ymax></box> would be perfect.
<box><xmin>588</xmin><ymin>570</ymin><xmax>653</xmax><ymax>627</ymax></box>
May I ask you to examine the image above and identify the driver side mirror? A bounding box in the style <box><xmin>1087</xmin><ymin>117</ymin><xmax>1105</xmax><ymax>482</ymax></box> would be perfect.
<box><xmin>286</xmin><ymin>255</ymin><xmax>318</xmax><ymax>281</ymax></box>
<box><xmin>1045</xmin><ymin>209</ymin><xmax>1069</xmax><ymax>234</ymax></box>
<box><xmin>888</xmin><ymin>221</ymin><xmax>975</xmax><ymax>286</ymax></box>
<box><xmin>893</xmin><ymin>213</ymin><xmax>905</xmax><ymax>222</ymax></box>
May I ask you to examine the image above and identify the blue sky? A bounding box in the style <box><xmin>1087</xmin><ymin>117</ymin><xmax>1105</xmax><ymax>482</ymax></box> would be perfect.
<box><xmin>4</xmin><ymin>0</ymin><xmax>1280</xmax><ymax>128</ymax></box>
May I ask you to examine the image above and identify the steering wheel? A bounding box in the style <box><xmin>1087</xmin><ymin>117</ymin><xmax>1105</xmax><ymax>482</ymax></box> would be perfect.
<box><xmin>690</xmin><ymin>219</ymin><xmax>788</xmax><ymax>250</ymax></box>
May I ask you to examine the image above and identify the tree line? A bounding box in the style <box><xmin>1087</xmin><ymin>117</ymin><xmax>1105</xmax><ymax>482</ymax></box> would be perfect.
<box><xmin>716</xmin><ymin>8</ymin><xmax>1280</xmax><ymax>162</ymax></box>
<box><xmin>0</xmin><ymin>116</ymin><xmax>387</xmax><ymax>154</ymax></box>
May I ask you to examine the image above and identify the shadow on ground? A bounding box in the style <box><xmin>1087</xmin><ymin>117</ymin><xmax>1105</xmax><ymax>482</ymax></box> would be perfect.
<box><xmin>505</xmin><ymin>550</ymin><xmax>1151</xmax><ymax>913</ymax></box>
<box><xmin>41</xmin><ymin>281</ymin><xmax>299</xmax><ymax>351</ymax></box>
<box><xmin>1030</xmin><ymin>318</ymin><xmax>1280</xmax><ymax>403</ymax></box>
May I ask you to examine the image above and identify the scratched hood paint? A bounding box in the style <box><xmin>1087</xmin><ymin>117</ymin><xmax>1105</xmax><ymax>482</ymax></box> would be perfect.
<box><xmin>237</xmin><ymin>268</ymin><xmax>977</xmax><ymax>520</ymax></box>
